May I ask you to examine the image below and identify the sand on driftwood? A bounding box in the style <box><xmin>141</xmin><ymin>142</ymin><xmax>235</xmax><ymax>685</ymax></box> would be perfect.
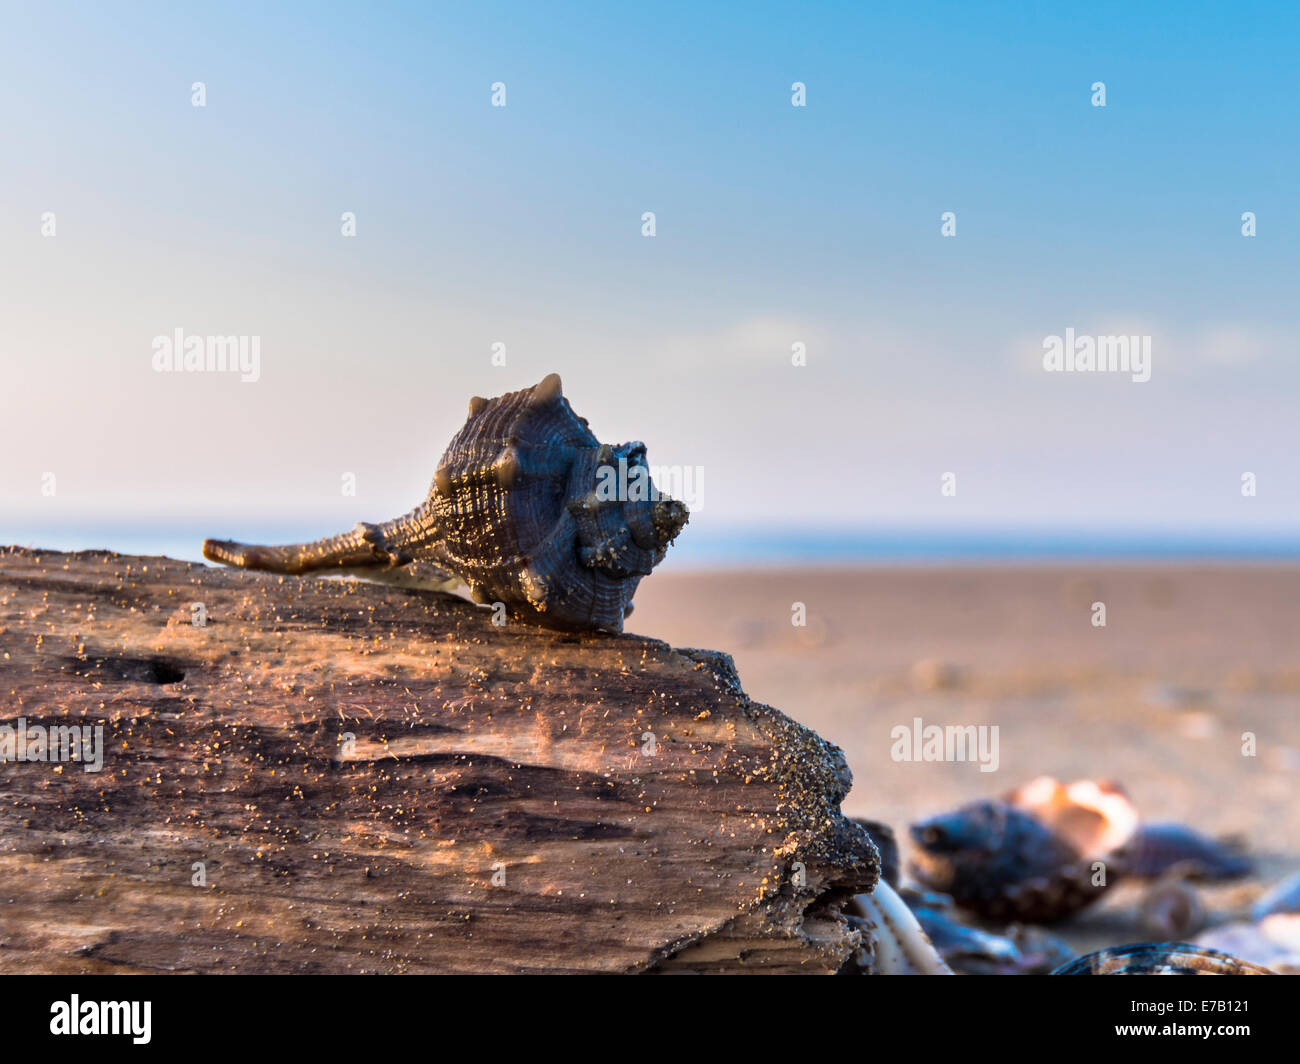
<box><xmin>0</xmin><ymin>547</ymin><xmax>878</xmax><ymax>974</ymax></box>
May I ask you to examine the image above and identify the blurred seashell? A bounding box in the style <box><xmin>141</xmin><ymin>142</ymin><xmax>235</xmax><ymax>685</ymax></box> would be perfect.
<box><xmin>1198</xmin><ymin>916</ymin><xmax>1300</xmax><ymax>974</ymax></box>
<box><xmin>909</xmin><ymin>778</ymin><xmax>1138</xmax><ymax>923</ymax></box>
<box><xmin>908</xmin><ymin>896</ymin><xmax>1018</xmax><ymax>973</ymax></box>
<box><xmin>1118</xmin><ymin>822</ymin><xmax>1252</xmax><ymax>882</ymax></box>
<box><xmin>1005</xmin><ymin>776</ymin><xmax>1139</xmax><ymax>859</ymax></box>
<box><xmin>847</xmin><ymin>881</ymin><xmax>953</xmax><ymax>975</ymax></box>
<box><xmin>1252</xmin><ymin>870</ymin><xmax>1300</xmax><ymax>920</ymax></box>
<box><xmin>909</xmin><ymin>801</ymin><xmax>1101</xmax><ymax>923</ymax></box>
<box><xmin>1053</xmin><ymin>943</ymin><xmax>1277</xmax><ymax>975</ymax></box>
<box><xmin>1005</xmin><ymin>924</ymin><xmax>1079</xmax><ymax>975</ymax></box>
<box><xmin>897</xmin><ymin>888</ymin><xmax>1078</xmax><ymax>975</ymax></box>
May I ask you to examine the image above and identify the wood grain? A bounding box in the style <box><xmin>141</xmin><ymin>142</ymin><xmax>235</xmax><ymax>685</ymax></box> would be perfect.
<box><xmin>0</xmin><ymin>548</ymin><xmax>878</xmax><ymax>973</ymax></box>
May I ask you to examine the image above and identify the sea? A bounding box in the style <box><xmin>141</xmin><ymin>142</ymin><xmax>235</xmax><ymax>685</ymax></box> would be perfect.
<box><xmin>6</xmin><ymin>520</ymin><xmax>1300</xmax><ymax>570</ymax></box>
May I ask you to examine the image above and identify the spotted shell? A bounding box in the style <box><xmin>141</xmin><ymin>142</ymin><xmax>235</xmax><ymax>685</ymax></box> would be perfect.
<box><xmin>1052</xmin><ymin>943</ymin><xmax>1276</xmax><ymax>975</ymax></box>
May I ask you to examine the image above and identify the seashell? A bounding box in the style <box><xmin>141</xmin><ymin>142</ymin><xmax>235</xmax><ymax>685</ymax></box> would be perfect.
<box><xmin>1052</xmin><ymin>943</ymin><xmax>1276</xmax><ymax>975</ymax></box>
<box><xmin>1199</xmin><ymin>915</ymin><xmax>1300</xmax><ymax>974</ymax></box>
<box><xmin>908</xmin><ymin>777</ymin><xmax>1139</xmax><ymax>923</ymax></box>
<box><xmin>898</xmin><ymin>888</ymin><xmax>1025</xmax><ymax>975</ymax></box>
<box><xmin>908</xmin><ymin>800</ymin><xmax>1093</xmax><ymax>923</ymax></box>
<box><xmin>203</xmin><ymin>375</ymin><xmax>688</xmax><ymax>632</ymax></box>
<box><xmin>904</xmin><ymin>890</ymin><xmax>1018</xmax><ymax>973</ymax></box>
<box><xmin>1004</xmin><ymin>924</ymin><xmax>1080</xmax><ymax>975</ymax></box>
<box><xmin>893</xmin><ymin>887</ymin><xmax>1076</xmax><ymax>975</ymax></box>
<box><xmin>1252</xmin><ymin>870</ymin><xmax>1300</xmax><ymax>920</ymax></box>
<box><xmin>1117</xmin><ymin>822</ymin><xmax>1253</xmax><ymax>882</ymax></box>
<box><xmin>847</xmin><ymin>881</ymin><xmax>953</xmax><ymax>974</ymax></box>
<box><xmin>1004</xmin><ymin>776</ymin><xmax>1139</xmax><ymax>857</ymax></box>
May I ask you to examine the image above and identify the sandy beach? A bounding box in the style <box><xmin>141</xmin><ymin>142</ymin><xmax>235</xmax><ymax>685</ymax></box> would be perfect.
<box><xmin>630</xmin><ymin>564</ymin><xmax>1300</xmax><ymax>953</ymax></box>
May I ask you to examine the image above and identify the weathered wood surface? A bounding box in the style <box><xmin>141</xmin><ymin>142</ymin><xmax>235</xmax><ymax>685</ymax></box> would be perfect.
<box><xmin>0</xmin><ymin>547</ymin><xmax>878</xmax><ymax>974</ymax></box>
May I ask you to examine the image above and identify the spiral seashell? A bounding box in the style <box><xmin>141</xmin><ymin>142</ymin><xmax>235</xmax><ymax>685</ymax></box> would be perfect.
<box><xmin>1052</xmin><ymin>943</ymin><xmax>1277</xmax><ymax>975</ymax></box>
<box><xmin>908</xmin><ymin>777</ymin><xmax>1139</xmax><ymax>923</ymax></box>
<box><xmin>203</xmin><ymin>375</ymin><xmax>688</xmax><ymax>631</ymax></box>
<box><xmin>909</xmin><ymin>801</ymin><xmax>1097</xmax><ymax>923</ymax></box>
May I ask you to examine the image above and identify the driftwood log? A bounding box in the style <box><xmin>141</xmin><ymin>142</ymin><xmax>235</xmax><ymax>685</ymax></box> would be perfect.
<box><xmin>0</xmin><ymin>547</ymin><xmax>878</xmax><ymax>973</ymax></box>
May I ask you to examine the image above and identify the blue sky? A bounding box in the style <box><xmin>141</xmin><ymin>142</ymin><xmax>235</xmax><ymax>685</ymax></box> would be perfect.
<box><xmin>2</xmin><ymin>1</ymin><xmax>1298</xmax><ymax>559</ymax></box>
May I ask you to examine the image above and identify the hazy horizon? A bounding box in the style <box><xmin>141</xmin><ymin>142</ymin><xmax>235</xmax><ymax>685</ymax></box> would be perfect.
<box><xmin>9</xmin><ymin>518</ymin><xmax>1300</xmax><ymax>571</ymax></box>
